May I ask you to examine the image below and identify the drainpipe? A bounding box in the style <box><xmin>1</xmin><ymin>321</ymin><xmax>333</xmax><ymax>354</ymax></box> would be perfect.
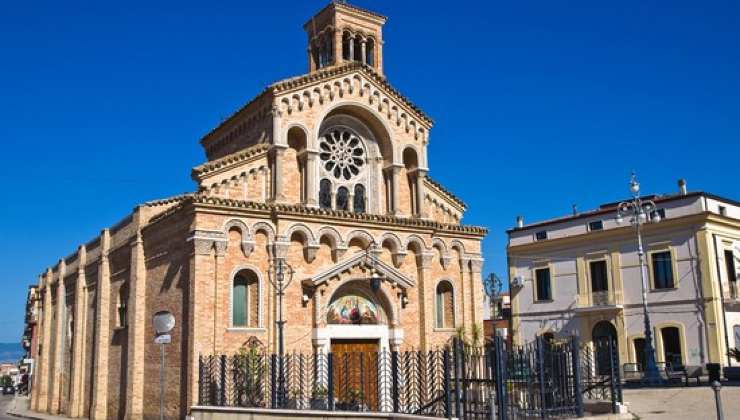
<box><xmin>712</xmin><ymin>233</ymin><xmax>732</xmax><ymax>367</ymax></box>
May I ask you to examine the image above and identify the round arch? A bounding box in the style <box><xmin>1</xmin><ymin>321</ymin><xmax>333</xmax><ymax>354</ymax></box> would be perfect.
<box><xmin>326</xmin><ymin>279</ymin><xmax>396</xmax><ymax>326</ymax></box>
<box><xmin>312</xmin><ymin>102</ymin><xmax>395</xmax><ymax>163</ymax></box>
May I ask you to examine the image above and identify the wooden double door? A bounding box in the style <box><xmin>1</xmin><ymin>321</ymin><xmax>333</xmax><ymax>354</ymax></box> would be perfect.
<box><xmin>331</xmin><ymin>339</ymin><xmax>380</xmax><ymax>410</ymax></box>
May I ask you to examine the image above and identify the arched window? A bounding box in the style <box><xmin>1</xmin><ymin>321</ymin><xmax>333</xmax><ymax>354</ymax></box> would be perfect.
<box><xmin>232</xmin><ymin>270</ymin><xmax>260</xmax><ymax>328</ymax></box>
<box><xmin>336</xmin><ymin>186</ymin><xmax>349</xmax><ymax>211</ymax></box>
<box><xmin>342</xmin><ymin>32</ymin><xmax>351</xmax><ymax>60</ymax></box>
<box><xmin>353</xmin><ymin>184</ymin><xmax>366</xmax><ymax>213</ymax></box>
<box><xmin>319</xmin><ymin>179</ymin><xmax>332</xmax><ymax>209</ymax></box>
<box><xmin>365</xmin><ymin>38</ymin><xmax>375</xmax><ymax>66</ymax></box>
<box><xmin>435</xmin><ymin>281</ymin><xmax>454</xmax><ymax>329</ymax></box>
<box><xmin>353</xmin><ymin>37</ymin><xmax>362</xmax><ymax>61</ymax></box>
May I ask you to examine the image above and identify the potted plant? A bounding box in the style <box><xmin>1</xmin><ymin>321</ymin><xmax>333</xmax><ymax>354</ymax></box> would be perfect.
<box><xmin>725</xmin><ymin>348</ymin><xmax>740</xmax><ymax>380</ymax></box>
<box><xmin>346</xmin><ymin>386</ymin><xmax>364</xmax><ymax>411</ymax></box>
<box><xmin>285</xmin><ymin>387</ymin><xmax>301</xmax><ymax>409</ymax></box>
<box><xmin>336</xmin><ymin>386</ymin><xmax>364</xmax><ymax>411</ymax></box>
<box><xmin>310</xmin><ymin>385</ymin><xmax>328</xmax><ymax>410</ymax></box>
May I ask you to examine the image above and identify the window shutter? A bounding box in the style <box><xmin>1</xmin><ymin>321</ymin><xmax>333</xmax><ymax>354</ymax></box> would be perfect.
<box><xmin>233</xmin><ymin>280</ymin><xmax>247</xmax><ymax>327</ymax></box>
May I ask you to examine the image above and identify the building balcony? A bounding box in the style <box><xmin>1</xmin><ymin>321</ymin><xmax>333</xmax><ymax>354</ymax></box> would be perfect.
<box><xmin>575</xmin><ymin>290</ymin><xmax>623</xmax><ymax>313</ymax></box>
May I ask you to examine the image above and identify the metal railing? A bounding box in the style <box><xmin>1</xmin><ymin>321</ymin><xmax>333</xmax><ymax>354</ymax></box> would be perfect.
<box><xmin>576</xmin><ymin>290</ymin><xmax>623</xmax><ymax>308</ymax></box>
<box><xmin>198</xmin><ymin>335</ymin><xmax>622</xmax><ymax>419</ymax></box>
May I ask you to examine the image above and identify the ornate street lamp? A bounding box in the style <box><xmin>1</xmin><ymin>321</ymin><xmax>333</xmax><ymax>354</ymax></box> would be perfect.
<box><xmin>267</xmin><ymin>258</ymin><xmax>295</xmax><ymax>406</ymax></box>
<box><xmin>483</xmin><ymin>273</ymin><xmax>504</xmax><ymax>339</ymax></box>
<box><xmin>616</xmin><ymin>172</ymin><xmax>662</xmax><ymax>384</ymax></box>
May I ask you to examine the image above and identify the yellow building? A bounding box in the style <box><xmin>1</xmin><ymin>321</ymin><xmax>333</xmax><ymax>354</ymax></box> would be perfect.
<box><xmin>507</xmin><ymin>179</ymin><xmax>740</xmax><ymax>370</ymax></box>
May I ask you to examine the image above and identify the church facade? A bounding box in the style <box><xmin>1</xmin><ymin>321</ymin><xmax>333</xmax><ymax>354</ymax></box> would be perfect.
<box><xmin>29</xmin><ymin>2</ymin><xmax>487</xmax><ymax>419</ymax></box>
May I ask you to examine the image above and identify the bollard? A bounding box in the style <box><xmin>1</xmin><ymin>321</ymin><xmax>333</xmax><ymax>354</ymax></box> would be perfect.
<box><xmin>711</xmin><ymin>381</ymin><xmax>724</xmax><ymax>420</ymax></box>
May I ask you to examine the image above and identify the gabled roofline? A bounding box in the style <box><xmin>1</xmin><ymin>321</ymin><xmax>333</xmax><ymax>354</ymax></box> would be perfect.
<box><xmin>301</xmin><ymin>250</ymin><xmax>414</xmax><ymax>289</ymax></box>
<box><xmin>199</xmin><ymin>62</ymin><xmax>433</xmax><ymax>150</ymax></box>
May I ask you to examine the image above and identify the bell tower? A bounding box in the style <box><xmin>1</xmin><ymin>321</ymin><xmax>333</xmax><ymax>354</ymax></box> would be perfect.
<box><xmin>304</xmin><ymin>1</ymin><xmax>387</xmax><ymax>76</ymax></box>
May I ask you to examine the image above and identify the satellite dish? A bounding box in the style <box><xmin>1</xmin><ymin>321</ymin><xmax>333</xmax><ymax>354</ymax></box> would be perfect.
<box><xmin>153</xmin><ymin>311</ymin><xmax>175</xmax><ymax>335</ymax></box>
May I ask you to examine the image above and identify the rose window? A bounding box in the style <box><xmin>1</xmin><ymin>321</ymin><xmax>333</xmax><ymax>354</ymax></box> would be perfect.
<box><xmin>319</xmin><ymin>129</ymin><xmax>365</xmax><ymax>180</ymax></box>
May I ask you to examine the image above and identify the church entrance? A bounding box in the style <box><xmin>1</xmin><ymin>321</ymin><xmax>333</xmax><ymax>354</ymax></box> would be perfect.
<box><xmin>331</xmin><ymin>339</ymin><xmax>380</xmax><ymax>411</ymax></box>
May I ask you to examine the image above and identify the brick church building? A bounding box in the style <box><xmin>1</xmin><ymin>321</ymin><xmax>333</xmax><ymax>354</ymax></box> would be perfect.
<box><xmin>29</xmin><ymin>2</ymin><xmax>487</xmax><ymax>418</ymax></box>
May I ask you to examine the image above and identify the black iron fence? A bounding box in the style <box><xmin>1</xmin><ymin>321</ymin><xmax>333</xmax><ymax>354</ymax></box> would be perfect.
<box><xmin>198</xmin><ymin>335</ymin><xmax>622</xmax><ymax>419</ymax></box>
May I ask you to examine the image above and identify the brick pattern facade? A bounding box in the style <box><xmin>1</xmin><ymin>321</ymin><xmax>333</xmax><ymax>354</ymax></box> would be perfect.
<box><xmin>28</xmin><ymin>3</ymin><xmax>487</xmax><ymax>419</ymax></box>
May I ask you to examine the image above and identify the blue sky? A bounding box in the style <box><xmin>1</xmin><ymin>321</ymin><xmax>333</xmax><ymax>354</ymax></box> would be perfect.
<box><xmin>0</xmin><ymin>0</ymin><xmax>738</xmax><ymax>342</ymax></box>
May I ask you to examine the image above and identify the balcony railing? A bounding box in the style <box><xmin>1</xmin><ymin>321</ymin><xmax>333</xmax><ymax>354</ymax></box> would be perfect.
<box><xmin>576</xmin><ymin>290</ymin><xmax>623</xmax><ymax>309</ymax></box>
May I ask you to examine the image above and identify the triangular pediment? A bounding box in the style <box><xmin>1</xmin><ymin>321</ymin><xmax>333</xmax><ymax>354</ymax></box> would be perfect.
<box><xmin>302</xmin><ymin>250</ymin><xmax>414</xmax><ymax>289</ymax></box>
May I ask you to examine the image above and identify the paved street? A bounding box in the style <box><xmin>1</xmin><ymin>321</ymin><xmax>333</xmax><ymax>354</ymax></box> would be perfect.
<box><xmin>624</xmin><ymin>384</ymin><xmax>740</xmax><ymax>419</ymax></box>
<box><xmin>0</xmin><ymin>394</ymin><xmax>18</xmax><ymax>420</ymax></box>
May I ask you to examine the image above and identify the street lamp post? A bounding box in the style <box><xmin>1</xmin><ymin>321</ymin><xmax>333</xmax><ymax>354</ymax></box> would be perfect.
<box><xmin>616</xmin><ymin>173</ymin><xmax>662</xmax><ymax>384</ymax></box>
<box><xmin>267</xmin><ymin>258</ymin><xmax>295</xmax><ymax>407</ymax></box>
<box><xmin>483</xmin><ymin>273</ymin><xmax>504</xmax><ymax>336</ymax></box>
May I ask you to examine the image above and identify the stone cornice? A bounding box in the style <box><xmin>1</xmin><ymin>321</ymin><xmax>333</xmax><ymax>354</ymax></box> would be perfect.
<box><xmin>424</xmin><ymin>176</ymin><xmax>466</xmax><ymax>210</ymax></box>
<box><xmin>271</xmin><ymin>62</ymin><xmax>432</xmax><ymax>126</ymax></box>
<box><xmin>191</xmin><ymin>143</ymin><xmax>271</xmax><ymax>179</ymax></box>
<box><xmin>507</xmin><ymin>212</ymin><xmax>713</xmax><ymax>254</ymax></box>
<box><xmin>143</xmin><ymin>194</ymin><xmax>194</xmax><ymax>208</ymax></box>
<box><xmin>148</xmin><ymin>194</ymin><xmax>487</xmax><ymax>237</ymax></box>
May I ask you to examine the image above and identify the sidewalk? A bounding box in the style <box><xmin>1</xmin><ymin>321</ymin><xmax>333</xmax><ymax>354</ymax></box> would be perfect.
<box><xmin>6</xmin><ymin>396</ymin><xmax>75</xmax><ymax>420</ymax></box>
<box><xmin>624</xmin><ymin>383</ymin><xmax>740</xmax><ymax>419</ymax></box>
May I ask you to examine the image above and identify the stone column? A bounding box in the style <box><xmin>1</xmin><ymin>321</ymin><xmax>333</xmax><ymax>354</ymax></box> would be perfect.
<box><xmin>415</xmin><ymin>169</ymin><xmax>427</xmax><ymax>218</ymax></box>
<box><xmin>384</xmin><ymin>165</ymin><xmax>402</xmax><ymax>216</ymax></box>
<box><xmin>70</xmin><ymin>246</ymin><xmax>86</xmax><ymax>417</ymax></box>
<box><xmin>334</xmin><ymin>29</ymin><xmax>343</xmax><ymax>64</ymax></box>
<box><xmin>305</xmin><ymin>150</ymin><xmax>319</xmax><ymax>207</ymax></box>
<box><xmin>91</xmin><ymin>229</ymin><xmax>111</xmax><ymax>420</ymax></box>
<box><xmin>417</xmin><ymin>252</ymin><xmax>435</xmax><ymax>352</ymax></box>
<box><xmin>125</xmin><ymin>225</ymin><xmax>147</xmax><ymax>420</ymax></box>
<box><xmin>360</xmin><ymin>38</ymin><xmax>367</xmax><ymax>64</ymax></box>
<box><xmin>349</xmin><ymin>35</ymin><xmax>355</xmax><ymax>61</ymax></box>
<box><xmin>271</xmin><ymin>146</ymin><xmax>288</xmax><ymax>203</ymax></box>
<box><xmin>50</xmin><ymin>260</ymin><xmax>65</xmax><ymax>414</ymax></box>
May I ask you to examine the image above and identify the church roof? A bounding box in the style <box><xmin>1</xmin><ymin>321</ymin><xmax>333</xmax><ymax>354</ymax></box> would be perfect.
<box><xmin>426</xmin><ymin>176</ymin><xmax>467</xmax><ymax>209</ymax></box>
<box><xmin>191</xmin><ymin>143</ymin><xmax>270</xmax><ymax>179</ymax></box>
<box><xmin>199</xmin><ymin>62</ymin><xmax>432</xmax><ymax>148</ymax></box>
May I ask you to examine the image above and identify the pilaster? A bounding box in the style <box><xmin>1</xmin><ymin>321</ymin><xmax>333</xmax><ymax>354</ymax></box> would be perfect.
<box><xmin>125</xmin><ymin>222</ymin><xmax>147</xmax><ymax>419</ymax></box>
<box><xmin>414</xmin><ymin>169</ymin><xmax>428</xmax><ymax>219</ymax></box>
<box><xmin>468</xmin><ymin>256</ymin><xmax>485</xmax><ymax>327</ymax></box>
<box><xmin>416</xmin><ymin>252</ymin><xmax>435</xmax><ymax>351</ymax></box>
<box><xmin>305</xmin><ymin>150</ymin><xmax>319</xmax><ymax>207</ymax></box>
<box><xmin>70</xmin><ymin>246</ymin><xmax>86</xmax><ymax>417</ymax></box>
<box><xmin>91</xmin><ymin>229</ymin><xmax>111</xmax><ymax>420</ymax></box>
<box><xmin>50</xmin><ymin>260</ymin><xmax>65</xmax><ymax>414</ymax></box>
<box><xmin>187</xmin><ymin>232</ymin><xmax>221</xmax><ymax>409</ymax></box>
<box><xmin>35</xmin><ymin>272</ymin><xmax>52</xmax><ymax>411</ymax></box>
<box><xmin>696</xmin><ymin>229</ymin><xmax>726</xmax><ymax>364</ymax></box>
